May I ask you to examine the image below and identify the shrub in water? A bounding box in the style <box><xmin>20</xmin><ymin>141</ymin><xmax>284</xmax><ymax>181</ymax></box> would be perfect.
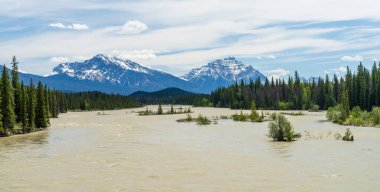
<box><xmin>197</xmin><ymin>114</ymin><xmax>211</xmax><ymax>125</ymax></box>
<box><xmin>268</xmin><ymin>113</ymin><xmax>295</xmax><ymax>142</ymax></box>
<box><xmin>342</xmin><ymin>128</ymin><xmax>354</xmax><ymax>141</ymax></box>
<box><xmin>232</xmin><ymin>111</ymin><xmax>248</xmax><ymax>122</ymax></box>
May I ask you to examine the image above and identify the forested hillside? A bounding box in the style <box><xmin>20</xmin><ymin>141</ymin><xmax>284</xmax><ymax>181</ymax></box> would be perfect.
<box><xmin>211</xmin><ymin>62</ymin><xmax>380</xmax><ymax>111</ymax></box>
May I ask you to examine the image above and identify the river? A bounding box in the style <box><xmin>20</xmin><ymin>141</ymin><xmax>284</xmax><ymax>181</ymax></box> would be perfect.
<box><xmin>0</xmin><ymin>106</ymin><xmax>379</xmax><ymax>191</ymax></box>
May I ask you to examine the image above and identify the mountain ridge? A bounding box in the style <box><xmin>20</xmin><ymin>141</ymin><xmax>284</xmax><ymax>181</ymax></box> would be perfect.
<box><xmin>16</xmin><ymin>54</ymin><xmax>268</xmax><ymax>94</ymax></box>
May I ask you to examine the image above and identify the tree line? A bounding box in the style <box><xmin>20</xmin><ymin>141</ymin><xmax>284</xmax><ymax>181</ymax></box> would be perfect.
<box><xmin>211</xmin><ymin>62</ymin><xmax>380</xmax><ymax>111</ymax></box>
<box><xmin>64</xmin><ymin>91</ymin><xmax>141</xmax><ymax>111</ymax></box>
<box><xmin>1</xmin><ymin>56</ymin><xmax>142</xmax><ymax>137</ymax></box>
<box><xmin>0</xmin><ymin>57</ymin><xmax>68</xmax><ymax>136</ymax></box>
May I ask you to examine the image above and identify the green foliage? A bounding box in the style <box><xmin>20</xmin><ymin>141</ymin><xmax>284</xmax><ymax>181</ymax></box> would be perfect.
<box><xmin>138</xmin><ymin>106</ymin><xmax>153</xmax><ymax>115</ymax></box>
<box><xmin>250</xmin><ymin>101</ymin><xmax>261</xmax><ymax>121</ymax></box>
<box><xmin>131</xmin><ymin>88</ymin><xmax>211</xmax><ymax>107</ymax></box>
<box><xmin>340</xmin><ymin>90</ymin><xmax>350</xmax><ymax>121</ymax></box>
<box><xmin>35</xmin><ymin>82</ymin><xmax>47</xmax><ymax>128</ymax></box>
<box><xmin>280</xmin><ymin>111</ymin><xmax>303</xmax><ymax>116</ymax></box>
<box><xmin>268</xmin><ymin>113</ymin><xmax>296</xmax><ymax>142</ymax></box>
<box><xmin>185</xmin><ymin>113</ymin><xmax>192</xmax><ymax>121</ymax></box>
<box><xmin>211</xmin><ymin>62</ymin><xmax>380</xmax><ymax>112</ymax></box>
<box><xmin>11</xmin><ymin>56</ymin><xmax>21</xmax><ymax>123</ymax></box>
<box><xmin>27</xmin><ymin>79</ymin><xmax>36</xmax><ymax>130</ymax></box>
<box><xmin>371</xmin><ymin>107</ymin><xmax>380</xmax><ymax>125</ymax></box>
<box><xmin>329</xmin><ymin>105</ymin><xmax>380</xmax><ymax>127</ymax></box>
<box><xmin>64</xmin><ymin>91</ymin><xmax>140</xmax><ymax>111</ymax></box>
<box><xmin>157</xmin><ymin>104</ymin><xmax>163</xmax><ymax>114</ymax></box>
<box><xmin>196</xmin><ymin>114</ymin><xmax>211</xmax><ymax>125</ymax></box>
<box><xmin>342</xmin><ymin>128</ymin><xmax>354</xmax><ymax>141</ymax></box>
<box><xmin>277</xmin><ymin>102</ymin><xmax>293</xmax><ymax>110</ymax></box>
<box><xmin>80</xmin><ymin>99</ymin><xmax>90</xmax><ymax>111</ymax></box>
<box><xmin>0</xmin><ymin>56</ymin><xmax>71</xmax><ymax>136</ymax></box>
<box><xmin>309</xmin><ymin>104</ymin><xmax>320</xmax><ymax>112</ymax></box>
<box><xmin>326</xmin><ymin>105</ymin><xmax>346</xmax><ymax>124</ymax></box>
<box><xmin>1</xmin><ymin>65</ymin><xmax>15</xmax><ymax>135</ymax></box>
<box><xmin>232</xmin><ymin>111</ymin><xmax>248</xmax><ymax>121</ymax></box>
<box><xmin>20</xmin><ymin>82</ymin><xmax>28</xmax><ymax>133</ymax></box>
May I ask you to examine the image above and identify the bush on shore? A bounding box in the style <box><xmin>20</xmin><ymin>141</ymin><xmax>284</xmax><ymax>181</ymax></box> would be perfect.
<box><xmin>327</xmin><ymin>106</ymin><xmax>380</xmax><ymax>127</ymax></box>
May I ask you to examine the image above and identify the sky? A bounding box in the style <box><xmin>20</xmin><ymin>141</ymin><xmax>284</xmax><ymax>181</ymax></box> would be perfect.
<box><xmin>1</xmin><ymin>0</ymin><xmax>380</xmax><ymax>79</ymax></box>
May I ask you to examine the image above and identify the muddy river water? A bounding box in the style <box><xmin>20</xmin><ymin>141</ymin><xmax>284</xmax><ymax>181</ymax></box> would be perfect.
<box><xmin>0</xmin><ymin>106</ymin><xmax>379</xmax><ymax>191</ymax></box>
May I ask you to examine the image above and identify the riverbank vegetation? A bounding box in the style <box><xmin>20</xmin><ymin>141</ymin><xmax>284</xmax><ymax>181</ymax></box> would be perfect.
<box><xmin>326</xmin><ymin>86</ymin><xmax>380</xmax><ymax>127</ymax></box>
<box><xmin>176</xmin><ymin>114</ymin><xmax>211</xmax><ymax>125</ymax></box>
<box><xmin>0</xmin><ymin>57</ymin><xmax>68</xmax><ymax>136</ymax></box>
<box><xmin>65</xmin><ymin>91</ymin><xmax>141</xmax><ymax>111</ymax></box>
<box><xmin>138</xmin><ymin>104</ymin><xmax>193</xmax><ymax>116</ymax></box>
<box><xmin>211</xmin><ymin>62</ymin><xmax>380</xmax><ymax>113</ymax></box>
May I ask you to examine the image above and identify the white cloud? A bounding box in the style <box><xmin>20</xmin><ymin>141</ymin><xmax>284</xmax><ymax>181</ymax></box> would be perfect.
<box><xmin>119</xmin><ymin>20</ymin><xmax>148</xmax><ymax>35</ymax></box>
<box><xmin>67</xmin><ymin>23</ymin><xmax>89</xmax><ymax>30</ymax></box>
<box><xmin>265</xmin><ymin>68</ymin><xmax>290</xmax><ymax>80</ymax></box>
<box><xmin>49</xmin><ymin>55</ymin><xmax>87</xmax><ymax>63</ymax></box>
<box><xmin>255</xmin><ymin>54</ymin><xmax>276</xmax><ymax>60</ymax></box>
<box><xmin>49</xmin><ymin>56</ymin><xmax>70</xmax><ymax>63</ymax></box>
<box><xmin>49</xmin><ymin>23</ymin><xmax>65</xmax><ymax>29</ymax></box>
<box><xmin>112</xmin><ymin>49</ymin><xmax>156</xmax><ymax>60</ymax></box>
<box><xmin>332</xmin><ymin>66</ymin><xmax>347</xmax><ymax>73</ymax></box>
<box><xmin>325</xmin><ymin>66</ymin><xmax>347</xmax><ymax>75</ymax></box>
<box><xmin>340</xmin><ymin>55</ymin><xmax>363</xmax><ymax>61</ymax></box>
<box><xmin>49</xmin><ymin>22</ymin><xmax>89</xmax><ymax>30</ymax></box>
<box><xmin>3</xmin><ymin>0</ymin><xmax>380</xmax><ymax>75</ymax></box>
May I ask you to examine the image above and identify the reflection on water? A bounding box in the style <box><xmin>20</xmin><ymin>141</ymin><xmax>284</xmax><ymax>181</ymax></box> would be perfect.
<box><xmin>269</xmin><ymin>142</ymin><xmax>294</xmax><ymax>160</ymax></box>
<box><xmin>0</xmin><ymin>107</ymin><xmax>379</xmax><ymax>191</ymax></box>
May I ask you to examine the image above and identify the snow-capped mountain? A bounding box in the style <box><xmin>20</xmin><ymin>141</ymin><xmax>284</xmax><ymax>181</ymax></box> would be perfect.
<box><xmin>182</xmin><ymin>57</ymin><xmax>266</xmax><ymax>93</ymax></box>
<box><xmin>48</xmin><ymin>55</ymin><xmax>267</xmax><ymax>94</ymax></box>
<box><xmin>51</xmin><ymin>54</ymin><xmax>192</xmax><ymax>94</ymax></box>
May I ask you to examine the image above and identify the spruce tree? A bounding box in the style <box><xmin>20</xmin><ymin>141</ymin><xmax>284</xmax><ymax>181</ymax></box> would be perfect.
<box><xmin>157</xmin><ymin>104</ymin><xmax>163</xmax><ymax>114</ymax></box>
<box><xmin>44</xmin><ymin>85</ymin><xmax>50</xmax><ymax>125</ymax></box>
<box><xmin>11</xmin><ymin>56</ymin><xmax>21</xmax><ymax>122</ymax></box>
<box><xmin>27</xmin><ymin>79</ymin><xmax>36</xmax><ymax>129</ymax></box>
<box><xmin>340</xmin><ymin>89</ymin><xmax>350</xmax><ymax>121</ymax></box>
<box><xmin>51</xmin><ymin>91</ymin><xmax>58</xmax><ymax>118</ymax></box>
<box><xmin>20</xmin><ymin>81</ymin><xmax>28</xmax><ymax>133</ymax></box>
<box><xmin>35</xmin><ymin>81</ymin><xmax>47</xmax><ymax>128</ymax></box>
<box><xmin>1</xmin><ymin>65</ymin><xmax>15</xmax><ymax>135</ymax></box>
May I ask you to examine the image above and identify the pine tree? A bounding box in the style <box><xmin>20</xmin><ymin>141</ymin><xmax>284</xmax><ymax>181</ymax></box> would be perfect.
<box><xmin>1</xmin><ymin>65</ymin><xmax>15</xmax><ymax>135</ymax></box>
<box><xmin>44</xmin><ymin>85</ymin><xmax>50</xmax><ymax>125</ymax></box>
<box><xmin>157</xmin><ymin>104</ymin><xmax>163</xmax><ymax>114</ymax></box>
<box><xmin>27</xmin><ymin>79</ymin><xmax>36</xmax><ymax>129</ymax></box>
<box><xmin>51</xmin><ymin>91</ymin><xmax>58</xmax><ymax>118</ymax></box>
<box><xmin>35</xmin><ymin>81</ymin><xmax>47</xmax><ymax>128</ymax></box>
<box><xmin>20</xmin><ymin>81</ymin><xmax>28</xmax><ymax>133</ymax></box>
<box><xmin>340</xmin><ymin>89</ymin><xmax>350</xmax><ymax>121</ymax></box>
<box><xmin>11</xmin><ymin>56</ymin><xmax>21</xmax><ymax>123</ymax></box>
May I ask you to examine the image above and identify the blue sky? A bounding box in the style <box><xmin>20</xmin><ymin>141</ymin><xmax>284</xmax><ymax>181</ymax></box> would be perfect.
<box><xmin>1</xmin><ymin>0</ymin><xmax>380</xmax><ymax>79</ymax></box>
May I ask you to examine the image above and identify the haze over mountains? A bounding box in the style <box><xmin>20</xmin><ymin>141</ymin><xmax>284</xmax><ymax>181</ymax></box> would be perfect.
<box><xmin>9</xmin><ymin>54</ymin><xmax>268</xmax><ymax>95</ymax></box>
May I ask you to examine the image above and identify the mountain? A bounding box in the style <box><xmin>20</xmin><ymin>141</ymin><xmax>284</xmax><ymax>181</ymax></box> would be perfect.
<box><xmin>51</xmin><ymin>54</ymin><xmax>193</xmax><ymax>94</ymax></box>
<box><xmin>182</xmin><ymin>57</ymin><xmax>266</xmax><ymax>93</ymax></box>
<box><xmin>37</xmin><ymin>54</ymin><xmax>267</xmax><ymax>94</ymax></box>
